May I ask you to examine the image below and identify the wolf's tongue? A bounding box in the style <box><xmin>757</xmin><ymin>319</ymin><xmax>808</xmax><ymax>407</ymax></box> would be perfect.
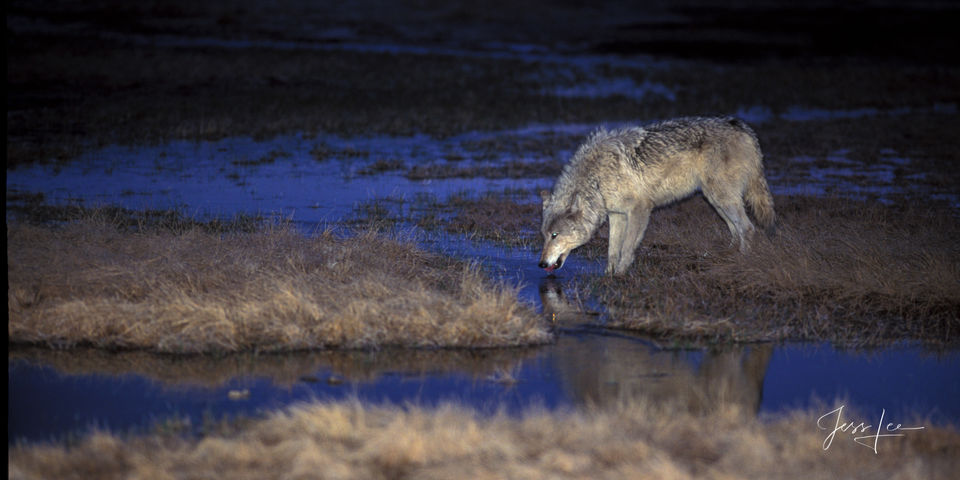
<box><xmin>544</xmin><ymin>265</ymin><xmax>556</xmax><ymax>272</ymax></box>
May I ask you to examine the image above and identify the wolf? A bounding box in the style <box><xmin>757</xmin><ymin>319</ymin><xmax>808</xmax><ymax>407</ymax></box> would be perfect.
<box><xmin>538</xmin><ymin>116</ymin><xmax>776</xmax><ymax>276</ymax></box>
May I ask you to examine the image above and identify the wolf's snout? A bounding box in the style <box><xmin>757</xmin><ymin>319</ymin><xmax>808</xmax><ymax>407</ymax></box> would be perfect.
<box><xmin>539</xmin><ymin>258</ymin><xmax>563</xmax><ymax>272</ymax></box>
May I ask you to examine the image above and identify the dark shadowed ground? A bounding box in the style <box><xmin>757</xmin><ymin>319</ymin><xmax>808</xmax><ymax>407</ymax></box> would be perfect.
<box><xmin>8</xmin><ymin>0</ymin><xmax>960</xmax><ymax>163</ymax></box>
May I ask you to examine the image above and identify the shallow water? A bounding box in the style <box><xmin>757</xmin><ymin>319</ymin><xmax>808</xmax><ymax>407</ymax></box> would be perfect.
<box><xmin>7</xmin><ymin>131</ymin><xmax>960</xmax><ymax>445</ymax></box>
<box><xmin>9</xmin><ymin>119</ymin><xmax>957</xmax><ymax>217</ymax></box>
<box><xmin>10</xmin><ymin>328</ymin><xmax>959</xmax><ymax>443</ymax></box>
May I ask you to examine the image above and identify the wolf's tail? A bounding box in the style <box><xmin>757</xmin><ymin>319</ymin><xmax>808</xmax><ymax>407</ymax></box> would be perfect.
<box><xmin>745</xmin><ymin>171</ymin><xmax>776</xmax><ymax>235</ymax></box>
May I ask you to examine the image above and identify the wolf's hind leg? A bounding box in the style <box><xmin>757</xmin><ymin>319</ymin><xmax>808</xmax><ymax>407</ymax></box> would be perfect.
<box><xmin>703</xmin><ymin>185</ymin><xmax>757</xmax><ymax>253</ymax></box>
<box><xmin>615</xmin><ymin>203</ymin><xmax>651</xmax><ymax>275</ymax></box>
<box><xmin>729</xmin><ymin>202</ymin><xmax>756</xmax><ymax>253</ymax></box>
<box><xmin>708</xmin><ymin>200</ymin><xmax>739</xmax><ymax>247</ymax></box>
<box><xmin>713</xmin><ymin>200</ymin><xmax>756</xmax><ymax>253</ymax></box>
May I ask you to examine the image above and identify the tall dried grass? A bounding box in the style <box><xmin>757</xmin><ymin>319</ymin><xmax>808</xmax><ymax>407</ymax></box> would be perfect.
<box><xmin>9</xmin><ymin>399</ymin><xmax>959</xmax><ymax>480</ymax></box>
<box><xmin>429</xmin><ymin>192</ymin><xmax>959</xmax><ymax>344</ymax></box>
<box><xmin>597</xmin><ymin>197</ymin><xmax>960</xmax><ymax>345</ymax></box>
<box><xmin>7</xmin><ymin>217</ymin><xmax>550</xmax><ymax>353</ymax></box>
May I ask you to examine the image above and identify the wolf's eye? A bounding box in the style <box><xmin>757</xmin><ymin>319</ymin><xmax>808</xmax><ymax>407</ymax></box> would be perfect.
<box><xmin>551</xmin><ymin>232</ymin><xmax>558</xmax><ymax>239</ymax></box>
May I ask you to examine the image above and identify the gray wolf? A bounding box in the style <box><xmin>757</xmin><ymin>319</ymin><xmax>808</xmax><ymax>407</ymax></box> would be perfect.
<box><xmin>538</xmin><ymin>116</ymin><xmax>775</xmax><ymax>276</ymax></box>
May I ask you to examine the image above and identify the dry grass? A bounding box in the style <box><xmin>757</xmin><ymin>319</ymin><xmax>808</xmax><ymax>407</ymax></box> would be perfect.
<box><xmin>433</xmin><ymin>192</ymin><xmax>960</xmax><ymax>345</ymax></box>
<box><xmin>438</xmin><ymin>190</ymin><xmax>544</xmax><ymax>247</ymax></box>
<box><xmin>7</xmin><ymin>214</ymin><xmax>551</xmax><ymax>353</ymax></box>
<box><xmin>9</xmin><ymin>398</ymin><xmax>960</xmax><ymax>480</ymax></box>
<box><xmin>597</xmin><ymin>196</ymin><xmax>960</xmax><ymax>345</ymax></box>
<box><xmin>406</xmin><ymin>159</ymin><xmax>563</xmax><ymax>181</ymax></box>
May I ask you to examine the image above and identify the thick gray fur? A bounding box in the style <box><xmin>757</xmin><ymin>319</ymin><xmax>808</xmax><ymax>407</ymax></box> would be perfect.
<box><xmin>539</xmin><ymin>116</ymin><xmax>776</xmax><ymax>276</ymax></box>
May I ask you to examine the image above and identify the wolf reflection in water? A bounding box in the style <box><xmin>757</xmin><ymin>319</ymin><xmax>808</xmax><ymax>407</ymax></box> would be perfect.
<box><xmin>540</xmin><ymin>278</ymin><xmax>771</xmax><ymax>413</ymax></box>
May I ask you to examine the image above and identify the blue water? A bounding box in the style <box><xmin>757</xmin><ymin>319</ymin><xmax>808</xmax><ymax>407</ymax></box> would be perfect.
<box><xmin>10</xmin><ymin>338</ymin><xmax>959</xmax><ymax>444</ymax></box>
<box><xmin>7</xmin><ymin>132</ymin><xmax>959</xmax><ymax>445</ymax></box>
<box><xmin>8</xmin><ymin>354</ymin><xmax>568</xmax><ymax>443</ymax></box>
<box><xmin>761</xmin><ymin>345</ymin><xmax>960</xmax><ymax>422</ymax></box>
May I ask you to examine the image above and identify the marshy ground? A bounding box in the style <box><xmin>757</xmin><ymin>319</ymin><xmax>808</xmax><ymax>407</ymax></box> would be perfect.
<box><xmin>8</xmin><ymin>210</ymin><xmax>549</xmax><ymax>353</ymax></box>
<box><xmin>423</xmin><ymin>192</ymin><xmax>960</xmax><ymax>346</ymax></box>
<box><xmin>8</xmin><ymin>1</ymin><xmax>960</xmax><ymax>477</ymax></box>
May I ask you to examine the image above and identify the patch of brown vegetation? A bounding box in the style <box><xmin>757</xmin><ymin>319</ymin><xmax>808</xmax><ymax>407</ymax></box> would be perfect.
<box><xmin>5</xmin><ymin>199</ymin><xmax>266</xmax><ymax>234</ymax></box>
<box><xmin>7</xmin><ymin>215</ymin><xmax>550</xmax><ymax>353</ymax></box>
<box><xmin>435</xmin><ymin>192</ymin><xmax>959</xmax><ymax>345</ymax></box>
<box><xmin>9</xmin><ymin>399</ymin><xmax>959</xmax><ymax>480</ymax></box>
<box><xmin>597</xmin><ymin>197</ymin><xmax>960</xmax><ymax>345</ymax></box>
<box><xmin>440</xmin><ymin>191</ymin><xmax>544</xmax><ymax>246</ymax></box>
<box><xmin>406</xmin><ymin>159</ymin><xmax>562</xmax><ymax>180</ymax></box>
<box><xmin>757</xmin><ymin>112</ymin><xmax>960</xmax><ymax>198</ymax></box>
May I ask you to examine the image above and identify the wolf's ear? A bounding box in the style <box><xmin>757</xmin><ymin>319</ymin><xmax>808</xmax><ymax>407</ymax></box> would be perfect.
<box><xmin>539</xmin><ymin>189</ymin><xmax>551</xmax><ymax>205</ymax></box>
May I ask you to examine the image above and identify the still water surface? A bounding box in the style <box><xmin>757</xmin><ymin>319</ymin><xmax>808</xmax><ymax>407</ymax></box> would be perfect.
<box><xmin>7</xmin><ymin>132</ymin><xmax>959</xmax><ymax>444</ymax></box>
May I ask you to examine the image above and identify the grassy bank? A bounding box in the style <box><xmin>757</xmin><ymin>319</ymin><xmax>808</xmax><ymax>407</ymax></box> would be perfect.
<box><xmin>431</xmin><ymin>192</ymin><xmax>960</xmax><ymax>345</ymax></box>
<box><xmin>596</xmin><ymin>197</ymin><xmax>959</xmax><ymax>345</ymax></box>
<box><xmin>7</xmin><ymin>212</ymin><xmax>550</xmax><ymax>353</ymax></box>
<box><xmin>10</xmin><ymin>399</ymin><xmax>959</xmax><ymax>480</ymax></box>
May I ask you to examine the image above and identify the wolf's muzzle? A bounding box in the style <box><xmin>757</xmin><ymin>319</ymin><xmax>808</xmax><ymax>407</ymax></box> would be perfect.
<box><xmin>539</xmin><ymin>258</ymin><xmax>563</xmax><ymax>271</ymax></box>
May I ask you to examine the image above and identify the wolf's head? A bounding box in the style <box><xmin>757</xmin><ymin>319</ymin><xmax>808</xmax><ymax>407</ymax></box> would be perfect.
<box><xmin>538</xmin><ymin>190</ymin><xmax>592</xmax><ymax>272</ymax></box>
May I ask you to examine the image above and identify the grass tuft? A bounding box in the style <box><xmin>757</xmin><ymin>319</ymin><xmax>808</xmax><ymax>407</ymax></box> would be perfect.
<box><xmin>9</xmin><ymin>399</ymin><xmax>959</xmax><ymax>480</ymax></box>
<box><xmin>597</xmin><ymin>197</ymin><xmax>960</xmax><ymax>345</ymax></box>
<box><xmin>8</xmin><ymin>213</ymin><xmax>551</xmax><ymax>353</ymax></box>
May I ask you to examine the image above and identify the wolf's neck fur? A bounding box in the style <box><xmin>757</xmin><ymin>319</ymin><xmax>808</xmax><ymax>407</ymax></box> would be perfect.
<box><xmin>552</xmin><ymin>175</ymin><xmax>605</xmax><ymax>235</ymax></box>
<box><xmin>550</xmin><ymin>126</ymin><xmax>643</xmax><ymax>236</ymax></box>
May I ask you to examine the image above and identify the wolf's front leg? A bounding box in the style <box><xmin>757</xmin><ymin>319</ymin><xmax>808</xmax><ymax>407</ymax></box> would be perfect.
<box><xmin>614</xmin><ymin>203</ymin><xmax>651</xmax><ymax>275</ymax></box>
<box><xmin>606</xmin><ymin>212</ymin><xmax>627</xmax><ymax>275</ymax></box>
<box><xmin>604</xmin><ymin>260</ymin><xmax>617</xmax><ymax>276</ymax></box>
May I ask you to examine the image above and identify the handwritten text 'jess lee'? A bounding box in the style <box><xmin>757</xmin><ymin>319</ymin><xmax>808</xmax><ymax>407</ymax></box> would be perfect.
<box><xmin>818</xmin><ymin>405</ymin><xmax>925</xmax><ymax>454</ymax></box>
